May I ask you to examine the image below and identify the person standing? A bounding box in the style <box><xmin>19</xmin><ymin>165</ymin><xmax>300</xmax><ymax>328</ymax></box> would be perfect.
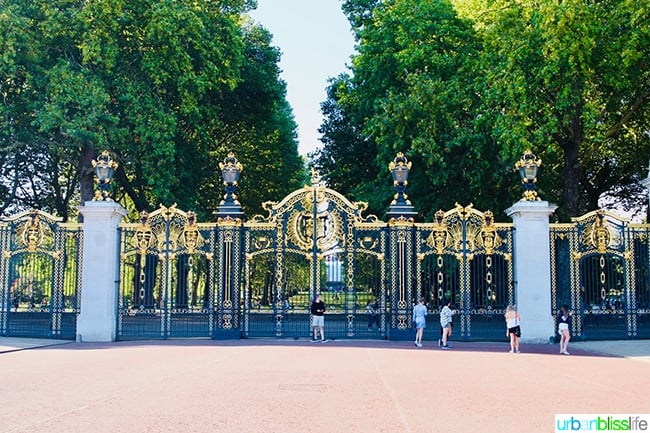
<box><xmin>282</xmin><ymin>297</ymin><xmax>291</xmax><ymax>320</ymax></box>
<box><xmin>439</xmin><ymin>300</ymin><xmax>455</xmax><ymax>349</ymax></box>
<box><xmin>367</xmin><ymin>298</ymin><xmax>380</xmax><ymax>330</ymax></box>
<box><xmin>504</xmin><ymin>305</ymin><xmax>521</xmax><ymax>353</ymax></box>
<box><xmin>439</xmin><ymin>321</ymin><xmax>453</xmax><ymax>347</ymax></box>
<box><xmin>412</xmin><ymin>297</ymin><xmax>427</xmax><ymax>347</ymax></box>
<box><xmin>558</xmin><ymin>304</ymin><xmax>573</xmax><ymax>355</ymax></box>
<box><xmin>310</xmin><ymin>294</ymin><xmax>327</xmax><ymax>342</ymax></box>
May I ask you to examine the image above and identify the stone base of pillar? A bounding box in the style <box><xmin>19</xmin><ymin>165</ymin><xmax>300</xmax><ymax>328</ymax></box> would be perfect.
<box><xmin>518</xmin><ymin>314</ymin><xmax>556</xmax><ymax>345</ymax></box>
<box><xmin>505</xmin><ymin>200</ymin><xmax>558</xmax><ymax>346</ymax></box>
<box><xmin>76</xmin><ymin>201</ymin><xmax>127</xmax><ymax>343</ymax></box>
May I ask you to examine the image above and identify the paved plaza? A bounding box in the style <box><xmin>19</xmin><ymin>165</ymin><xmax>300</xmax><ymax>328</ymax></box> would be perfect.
<box><xmin>1</xmin><ymin>337</ymin><xmax>648</xmax><ymax>433</ymax></box>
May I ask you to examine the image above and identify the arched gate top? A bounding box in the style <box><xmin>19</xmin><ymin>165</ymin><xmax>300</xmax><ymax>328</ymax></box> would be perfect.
<box><xmin>253</xmin><ymin>171</ymin><xmax>372</xmax><ymax>225</ymax></box>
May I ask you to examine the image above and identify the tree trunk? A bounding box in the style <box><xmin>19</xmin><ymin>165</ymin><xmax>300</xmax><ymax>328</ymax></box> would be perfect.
<box><xmin>78</xmin><ymin>144</ymin><xmax>96</xmax><ymax>219</ymax></box>
<box><xmin>560</xmin><ymin>113</ymin><xmax>584</xmax><ymax>218</ymax></box>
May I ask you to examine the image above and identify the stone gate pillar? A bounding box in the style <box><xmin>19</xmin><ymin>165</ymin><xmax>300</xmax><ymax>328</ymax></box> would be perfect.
<box><xmin>505</xmin><ymin>201</ymin><xmax>557</xmax><ymax>343</ymax></box>
<box><xmin>76</xmin><ymin>201</ymin><xmax>127</xmax><ymax>342</ymax></box>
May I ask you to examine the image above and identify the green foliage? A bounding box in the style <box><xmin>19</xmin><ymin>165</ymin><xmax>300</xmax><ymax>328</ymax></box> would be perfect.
<box><xmin>315</xmin><ymin>0</ymin><xmax>650</xmax><ymax>221</ymax></box>
<box><xmin>460</xmin><ymin>0</ymin><xmax>650</xmax><ymax>219</ymax></box>
<box><xmin>4</xmin><ymin>0</ymin><xmax>648</xmax><ymax>222</ymax></box>
<box><xmin>315</xmin><ymin>0</ymin><xmax>515</xmax><ymax>219</ymax></box>
<box><xmin>0</xmin><ymin>0</ymin><xmax>305</xmax><ymax>221</ymax></box>
<box><xmin>313</xmin><ymin>75</ymin><xmax>389</xmax><ymax>217</ymax></box>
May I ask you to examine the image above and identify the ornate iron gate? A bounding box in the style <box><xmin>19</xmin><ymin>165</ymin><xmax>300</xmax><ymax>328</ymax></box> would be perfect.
<box><xmin>551</xmin><ymin>210</ymin><xmax>650</xmax><ymax>339</ymax></box>
<box><xmin>242</xmin><ymin>172</ymin><xmax>387</xmax><ymax>339</ymax></box>
<box><xmin>113</xmin><ymin>197</ymin><xmax>516</xmax><ymax>340</ymax></box>
<box><xmin>415</xmin><ymin>204</ymin><xmax>515</xmax><ymax>341</ymax></box>
<box><xmin>117</xmin><ymin>205</ymin><xmax>220</xmax><ymax>339</ymax></box>
<box><xmin>0</xmin><ymin>210</ymin><xmax>82</xmax><ymax>339</ymax></box>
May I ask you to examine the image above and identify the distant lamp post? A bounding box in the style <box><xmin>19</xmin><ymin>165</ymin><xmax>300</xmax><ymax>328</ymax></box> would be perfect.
<box><xmin>214</xmin><ymin>152</ymin><xmax>245</xmax><ymax>220</ymax></box>
<box><xmin>91</xmin><ymin>150</ymin><xmax>118</xmax><ymax>201</ymax></box>
<box><xmin>386</xmin><ymin>152</ymin><xmax>417</xmax><ymax>220</ymax></box>
<box><xmin>515</xmin><ymin>150</ymin><xmax>542</xmax><ymax>201</ymax></box>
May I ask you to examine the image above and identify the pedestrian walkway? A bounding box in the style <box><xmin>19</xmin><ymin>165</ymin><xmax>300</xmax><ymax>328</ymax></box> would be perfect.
<box><xmin>0</xmin><ymin>337</ymin><xmax>648</xmax><ymax>433</ymax></box>
<box><xmin>1</xmin><ymin>336</ymin><xmax>648</xmax><ymax>360</ymax></box>
<box><xmin>571</xmin><ymin>340</ymin><xmax>650</xmax><ymax>362</ymax></box>
<box><xmin>0</xmin><ymin>336</ymin><xmax>72</xmax><ymax>353</ymax></box>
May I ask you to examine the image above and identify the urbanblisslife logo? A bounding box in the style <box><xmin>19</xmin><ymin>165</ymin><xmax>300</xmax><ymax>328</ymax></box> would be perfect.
<box><xmin>555</xmin><ymin>415</ymin><xmax>650</xmax><ymax>432</ymax></box>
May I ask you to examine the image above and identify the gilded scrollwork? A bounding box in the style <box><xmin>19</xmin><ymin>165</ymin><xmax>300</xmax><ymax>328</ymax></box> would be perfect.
<box><xmin>252</xmin><ymin>234</ymin><xmax>272</xmax><ymax>250</ymax></box>
<box><xmin>478</xmin><ymin>211</ymin><xmax>502</xmax><ymax>255</ymax></box>
<box><xmin>447</xmin><ymin>220</ymin><xmax>467</xmax><ymax>253</ymax></box>
<box><xmin>425</xmin><ymin>210</ymin><xmax>448</xmax><ymax>255</ymax></box>
<box><xmin>426</xmin><ymin>205</ymin><xmax>505</xmax><ymax>260</ymax></box>
<box><xmin>6</xmin><ymin>210</ymin><xmax>61</xmax><ymax>258</ymax></box>
<box><xmin>388</xmin><ymin>215</ymin><xmax>414</xmax><ymax>226</ymax></box>
<box><xmin>359</xmin><ymin>234</ymin><xmax>378</xmax><ymax>250</ymax></box>
<box><xmin>179</xmin><ymin>211</ymin><xmax>204</xmax><ymax>254</ymax></box>
<box><xmin>286</xmin><ymin>193</ymin><xmax>344</xmax><ymax>252</ymax></box>
<box><xmin>21</xmin><ymin>213</ymin><xmax>44</xmax><ymax>253</ymax></box>
<box><xmin>131</xmin><ymin>211</ymin><xmax>155</xmax><ymax>256</ymax></box>
<box><xmin>581</xmin><ymin>211</ymin><xmax>622</xmax><ymax>253</ymax></box>
<box><xmin>154</xmin><ymin>221</ymin><xmax>179</xmax><ymax>258</ymax></box>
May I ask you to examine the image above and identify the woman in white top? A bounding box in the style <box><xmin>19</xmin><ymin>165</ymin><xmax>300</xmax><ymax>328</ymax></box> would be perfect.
<box><xmin>504</xmin><ymin>305</ymin><xmax>521</xmax><ymax>353</ymax></box>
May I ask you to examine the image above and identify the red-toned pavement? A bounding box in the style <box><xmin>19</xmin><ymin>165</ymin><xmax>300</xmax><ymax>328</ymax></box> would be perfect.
<box><xmin>1</xmin><ymin>338</ymin><xmax>648</xmax><ymax>433</ymax></box>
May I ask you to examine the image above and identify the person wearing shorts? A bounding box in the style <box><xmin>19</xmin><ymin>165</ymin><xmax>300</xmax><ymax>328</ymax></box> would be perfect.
<box><xmin>310</xmin><ymin>294</ymin><xmax>326</xmax><ymax>342</ymax></box>
<box><xmin>504</xmin><ymin>304</ymin><xmax>521</xmax><ymax>353</ymax></box>
<box><xmin>412</xmin><ymin>297</ymin><xmax>427</xmax><ymax>347</ymax></box>
<box><xmin>439</xmin><ymin>300</ymin><xmax>456</xmax><ymax>349</ymax></box>
<box><xmin>557</xmin><ymin>305</ymin><xmax>573</xmax><ymax>355</ymax></box>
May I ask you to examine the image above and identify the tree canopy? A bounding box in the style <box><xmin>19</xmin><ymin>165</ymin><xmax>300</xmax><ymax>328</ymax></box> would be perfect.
<box><xmin>314</xmin><ymin>0</ymin><xmax>650</xmax><ymax>221</ymax></box>
<box><xmin>0</xmin><ymin>0</ymin><xmax>305</xmax><ymax>221</ymax></box>
<box><xmin>3</xmin><ymin>0</ymin><xmax>649</xmax><ymax>222</ymax></box>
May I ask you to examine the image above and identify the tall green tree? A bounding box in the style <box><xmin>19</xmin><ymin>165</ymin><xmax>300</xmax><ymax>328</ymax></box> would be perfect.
<box><xmin>0</xmin><ymin>0</ymin><xmax>304</xmax><ymax>221</ymax></box>
<box><xmin>459</xmin><ymin>0</ymin><xmax>650</xmax><ymax>220</ymax></box>
<box><xmin>315</xmin><ymin>0</ymin><xmax>514</xmax><ymax>219</ymax></box>
<box><xmin>206</xmin><ymin>23</ymin><xmax>305</xmax><ymax>217</ymax></box>
<box><xmin>313</xmin><ymin>75</ymin><xmax>387</xmax><ymax>217</ymax></box>
<box><xmin>318</xmin><ymin>0</ymin><xmax>650</xmax><ymax>221</ymax></box>
<box><xmin>0</xmin><ymin>0</ymin><xmax>94</xmax><ymax>220</ymax></box>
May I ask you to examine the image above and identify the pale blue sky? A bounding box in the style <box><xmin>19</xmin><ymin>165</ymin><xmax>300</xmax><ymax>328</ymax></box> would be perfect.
<box><xmin>248</xmin><ymin>0</ymin><xmax>356</xmax><ymax>156</ymax></box>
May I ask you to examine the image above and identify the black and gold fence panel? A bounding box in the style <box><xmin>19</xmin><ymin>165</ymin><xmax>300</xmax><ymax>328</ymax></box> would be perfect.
<box><xmin>117</xmin><ymin>205</ymin><xmax>219</xmax><ymax>339</ymax></box>
<box><xmin>6</xmin><ymin>192</ymin><xmax>649</xmax><ymax>341</ymax></box>
<box><xmin>631</xmin><ymin>226</ymin><xmax>650</xmax><ymax>338</ymax></box>
<box><xmin>0</xmin><ymin>210</ymin><xmax>82</xmax><ymax>339</ymax></box>
<box><xmin>415</xmin><ymin>204</ymin><xmax>515</xmax><ymax>341</ymax></box>
<box><xmin>242</xmin><ymin>218</ymin><xmax>284</xmax><ymax>337</ymax></box>
<box><xmin>352</xmin><ymin>223</ymin><xmax>387</xmax><ymax>337</ymax></box>
<box><xmin>551</xmin><ymin>210</ymin><xmax>650</xmax><ymax>340</ymax></box>
<box><xmin>113</xmin><ymin>197</ymin><xmax>519</xmax><ymax>340</ymax></box>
